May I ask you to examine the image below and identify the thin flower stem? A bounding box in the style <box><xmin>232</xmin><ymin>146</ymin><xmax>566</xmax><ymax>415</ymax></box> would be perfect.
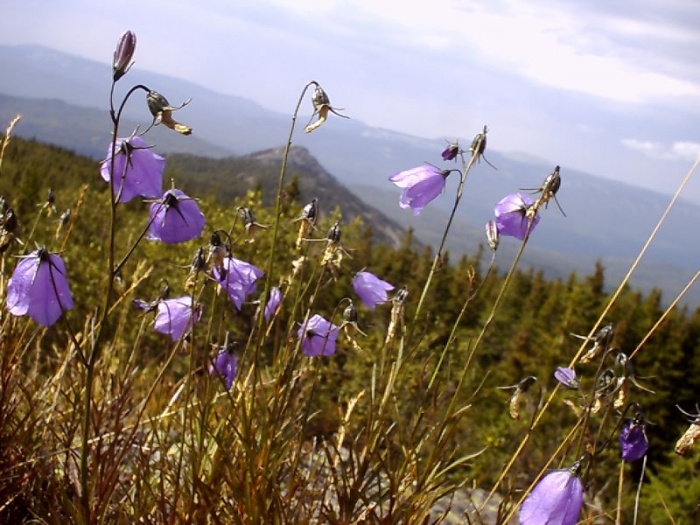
<box><xmin>79</xmin><ymin>82</ymin><xmax>151</xmax><ymax>522</ymax></box>
<box><xmin>427</xmin><ymin>254</ymin><xmax>495</xmax><ymax>391</ymax></box>
<box><xmin>499</xmin><ymin>416</ymin><xmax>585</xmax><ymax>524</ymax></box>
<box><xmin>634</xmin><ymin>456</ymin><xmax>647</xmax><ymax>525</ymax></box>
<box><xmin>569</xmin><ymin>154</ymin><xmax>700</xmax><ymax>367</ymax></box>
<box><xmin>629</xmin><ymin>266</ymin><xmax>700</xmax><ymax>360</ymax></box>
<box><xmin>255</xmin><ymin>80</ymin><xmax>317</xmax><ymax>362</ymax></box>
<box><xmin>408</xmin><ymin>153</ymin><xmax>474</xmax><ymax>337</ymax></box>
<box><xmin>482</xmin><ymin>155</ymin><xmax>700</xmax><ymax>514</ymax></box>
<box><xmin>616</xmin><ymin>460</ymin><xmax>625</xmax><ymax>525</ymax></box>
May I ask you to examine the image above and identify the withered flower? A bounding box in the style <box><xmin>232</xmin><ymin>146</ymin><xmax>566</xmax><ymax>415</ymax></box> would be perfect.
<box><xmin>304</xmin><ymin>83</ymin><xmax>348</xmax><ymax>133</ymax></box>
<box><xmin>146</xmin><ymin>90</ymin><xmax>192</xmax><ymax>135</ymax></box>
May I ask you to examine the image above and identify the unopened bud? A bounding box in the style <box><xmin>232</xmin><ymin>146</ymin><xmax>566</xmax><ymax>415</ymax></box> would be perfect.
<box><xmin>113</xmin><ymin>30</ymin><xmax>136</xmax><ymax>81</ymax></box>
<box><xmin>485</xmin><ymin>219</ymin><xmax>499</xmax><ymax>251</ymax></box>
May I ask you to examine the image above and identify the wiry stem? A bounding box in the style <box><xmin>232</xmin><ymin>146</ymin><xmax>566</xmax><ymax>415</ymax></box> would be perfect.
<box><xmin>481</xmin><ymin>154</ymin><xmax>700</xmax><ymax>515</ymax></box>
<box><xmin>80</xmin><ymin>82</ymin><xmax>150</xmax><ymax>522</ymax></box>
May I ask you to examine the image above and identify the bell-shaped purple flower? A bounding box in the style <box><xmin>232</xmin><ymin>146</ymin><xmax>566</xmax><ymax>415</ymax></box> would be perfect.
<box><xmin>520</xmin><ymin>468</ymin><xmax>584</xmax><ymax>525</ymax></box>
<box><xmin>6</xmin><ymin>249</ymin><xmax>74</xmax><ymax>327</ymax></box>
<box><xmin>352</xmin><ymin>271</ymin><xmax>394</xmax><ymax>310</ymax></box>
<box><xmin>154</xmin><ymin>296</ymin><xmax>200</xmax><ymax>341</ymax></box>
<box><xmin>100</xmin><ymin>136</ymin><xmax>164</xmax><ymax>203</ymax></box>
<box><xmin>210</xmin><ymin>337</ymin><xmax>238</xmax><ymax>390</ymax></box>
<box><xmin>441</xmin><ymin>143</ymin><xmax>460</xmax><ymax>161</ymax></box>
<box><xmin>264</xmin><ymin>287</ymin><xmax>283</xmax><ymax>321</ymax></box>
<box><xmin>212</xmin><ymin>256</ymin><xmax>264</xmax><ymax>310</ymax></box>
<box><xmin>494</xmin><ymin>193</ymin><xmax>540</xmax><ymax>240</ymax></box>
<box><xmin>147</xmin><ymin>189</ymin><xmax>205</xmax><ymax>244</ymax></box>
<box><xmin>297</xmin><ymin>314</ymin><xmax>340</xmax><ymax>357</ymax></box>
<box><xmin>619</xmin><ymin>417</ymin><xmax>648</xmax><ymax>462</ymax></box>
<box><xmin>389</xmin><ymin>165</ymin><xmax>448</xmax><ymax>215</ymax></box>
<box><xmin>554</xmin><ymin>367</ymin><xmax>580</xmax><ymax>389</ymax></box>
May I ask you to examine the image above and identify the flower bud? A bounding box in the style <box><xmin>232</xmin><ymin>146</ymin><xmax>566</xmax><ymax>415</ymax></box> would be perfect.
<box><xmin>146</xmin><ymin>90</ymin><xmax>192</xmax><ymax>135</ymax></box>
<box><xmin>441</xmin><ymin>142</ymin><xmax>460</xmax><ymax>161</ymax></box>
<box><xmin>311</xmin><ymin>85</ymin><xmax>330</xmax><ymax>113</ymax></box>
<box><xmin>113</xmin><ymin>31</ymin><xmax>136</xmax><ymax>81</ymax></box>
<box><xmin>485</xmin><ymin>219</ymin><xmax>499</xmax><ymax>251</ymax></box>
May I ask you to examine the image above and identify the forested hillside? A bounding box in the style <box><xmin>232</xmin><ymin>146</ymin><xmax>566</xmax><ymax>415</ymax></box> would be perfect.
<box><xmin>0</xmin><ymin>134</ymin><xmax>698</xmax><ymax>522</ymax></box>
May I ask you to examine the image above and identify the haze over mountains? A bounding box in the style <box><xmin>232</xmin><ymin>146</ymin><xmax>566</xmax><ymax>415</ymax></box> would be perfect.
<box><xmin>1</xmin><ymin>44</ymin><xmax>699</xmax><ymax>304</ymax></box>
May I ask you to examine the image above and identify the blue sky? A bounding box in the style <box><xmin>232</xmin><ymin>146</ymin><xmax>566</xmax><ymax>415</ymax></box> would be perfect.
<box><xmin>2</xmin><ymin>0</ymin><xmax>700</xmax><ymax>200</ymax></box>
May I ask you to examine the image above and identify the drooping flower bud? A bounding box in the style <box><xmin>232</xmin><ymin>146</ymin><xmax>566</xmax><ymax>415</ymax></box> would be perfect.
<box><xmin>340</xmin><ymin>299</ymin><xmax>367</xmax><ymax>348</ymax></box>
<box><xmin>185</xmin><ymin>247</ymin><xmax>206</xmax><ymax>289</ymax></box>
<box><xmin>210</xmin><ymin>333</ymin><xmax>239</xmax><ymax>390</ymax></box>
<box><xmin>554</xmin><ymin>367</ymin><xmax>580</xmax><ymax>389</ymax></box>
<box><xmin>294</xmin><ymin>198</ymin><xmax>318</xmax><ymax>250</ymax></box>
<box><xmin>146</xmin><ymin>90</ymin><xmax>192</xmax><ymax>135</ymax></box>
<box><xmin>619</xmin><ymin>412</ymin><xmax>649</xmax><ymax>462</ymax></box>
<box><xmin>113</xmin><ymin>30</ymin><xmax>136</xmax><ymax>81</ymax></box>
<box><xmin>573</xmin><ymin>323</ymin><xmax>614</xmax><ymax>364</ymax></box>
<box><xmin>441</xmin><ymin>142</ymin><xmax>460</xmax><ymax>161</ymax></box>
<box><xmin>592</xmin><ymin>369</ymin><xmax>616</xmax><ymax>414</ymax></box>
<box><xmin>675</xmin><ymin>406</ymin><xmax>700</xmax><ymax>456</ymax></box>
<box><xmin>304</xmin><ymin>83</ymin><xmax>348</xmax><ymax>133</ymax></box>
<box><xmin>469</xmin><ymin>125</ymin><xmax>496</xmax><ymax>169</ymax></box>
<box><xmin>264</xmin><ymin>287</ymin><xmax>283</xmax><ymax>322</ymax></box>
<box><xmin>385</xmin><ymin>286</ymin><xmax>408</xmax><ymax>345</ymax></box>
<box><xmin>238</xmin><ymin>207</ymin><xmax>268</xmax><ymax>242</ymax></box>
<box><xmin>485</xmin><ymin>219</ymin><xmax>499</xmax><ymax>251</ymax></box>
<box><xmin>500</xmin><ymin>376</ymin><xmax>537</xmax><ymax>420</ymax></box>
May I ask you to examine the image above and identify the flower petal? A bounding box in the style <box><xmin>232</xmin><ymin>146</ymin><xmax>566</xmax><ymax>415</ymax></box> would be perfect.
<box><xmin>520</xmin><ymin>469</ymin><xmax>583</xmax><ymax>525</ymax></box>
<box><xmin>148</xmin><ymin>189</ymin><xmax>205</xmax><ymax>244</ymax></box>
<box><xmin>6</xmin><ymin>256</ymin><xmax>39</xmax><ymax>317</ymax></box>
<box><xmin>100</xmin><ymin>136</ymin><xmax>164</xmax><ymax>203</ymax></box>
<box><xmin>154</xmin><ymin>296</ymin><xmax>199</xmax><ymax>341</ymax></box>
<box><xmin>297</xmin><ymin>314</ymin><xmax>339</xmax><ymax>357</ymax></box>
<box><xmin>353</xmin><ymin>271</ymin><xmax>394</xmax><ymax>310</ymax></box>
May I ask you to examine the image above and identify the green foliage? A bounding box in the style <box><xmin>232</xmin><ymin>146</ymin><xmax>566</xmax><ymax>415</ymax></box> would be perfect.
<box><xmin>0</xmin><ymin>133</ymin><xmax>699</xmax><ymax>523</ymax></box>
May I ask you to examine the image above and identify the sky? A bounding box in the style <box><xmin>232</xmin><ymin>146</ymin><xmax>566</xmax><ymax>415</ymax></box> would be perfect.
<box><xmin>2</xmin><ymin>0</ymin><xmax>700</xmax><ymax>200</ymax></box>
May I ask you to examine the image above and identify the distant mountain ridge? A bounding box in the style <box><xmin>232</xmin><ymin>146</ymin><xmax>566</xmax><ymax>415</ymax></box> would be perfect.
<box><xmin>166</xmin><ymin>146</ymin><xmax>406</xmax><ymax>248</ymax></box>
<box><xmin>1</xmin><ymin>44</ymin><xmax>699</xmax><ymax>305</ymax></box>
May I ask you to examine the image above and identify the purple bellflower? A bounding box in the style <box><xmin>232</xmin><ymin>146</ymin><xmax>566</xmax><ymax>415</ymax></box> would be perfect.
<box><xmin>212</xmin><ymin>256</ymin><xmax>264</xmax><ymax>310</ymax></box>
<box><xmin>6</xmin><ymin>249</ymin><xmax>74</xmax><ymax>327</ymax></box>
<box><xmin>297</xmin><ymin>314</ymin><xmax>340</xmax><ymax>357</ymax></box>
<box><xmin>441</xmin><ymin>142</ymin><xmax>460</xmax><ymax>161</ymax></box>
<box><xmin>153</xmin><ymin>296</ymin><xmax>200</xmax><ymax>341</ymax></box>
<box><xmin>264</xmin><ymin>286</ymin><xmax>283</xmax><ymax>321</ymax></box>
<box><xmin>520</xmin><ymin>466</ymin><xmax>584</xmax><ymax>525</ymax></box>
<box><xmin>148</xmin><ymin>189</ymin><xmax>205</xmax><ymax>244</ymax></box>
<box><xmin>554</xmin><ymin>367</ymin><xmax>580</xmax><ymax>390</ymax></box>
<box><xmin>619</xmin><ymin>415</ymin><xmax>649</xmax><ymax>462</ymax></box>
<box><xmin>389</xmin><ymin>165</ymin><xmax>449</xmax><ymax>215</ymax></box>
<box><xmin>100</xmin><ymin>136</ymin><xmax>164</xmax><ymax>203</ymax></box>
<box><xmin>352</xmin><ymin>271</ymin><xmax>394</xmax><ymax>310</ymax></box>
<box><xmin>210</xmin><ymin>335</ymin><xmax>238</xmax><ymax>390</ymax></box>
<box><xmin>494</xmin><ymin>193</ymin><xmax>540</xmax><ymax>240</ymax></box>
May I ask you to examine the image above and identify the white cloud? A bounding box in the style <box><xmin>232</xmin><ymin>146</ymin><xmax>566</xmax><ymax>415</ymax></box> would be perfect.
<box><xmin>622</xmin><ymin>138</ymin><xmax>700</xmax><ymax>161</ymax></box>
<box><xmin>258</xmin><ymin>0</ymin><xmax>700</xmax><ymax>104</ymax></box>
